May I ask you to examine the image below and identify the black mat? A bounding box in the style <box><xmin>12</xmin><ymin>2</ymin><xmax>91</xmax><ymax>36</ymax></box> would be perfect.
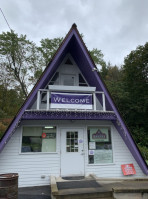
<box><xmin>57</xmin><ymin>180</ymin><xmax>101</xmax><ymax>190</ymax></box>
<box><xmin>62</xmin><ymin>176</ymin><xmax>85</xmax><ymax>180</ymax></box>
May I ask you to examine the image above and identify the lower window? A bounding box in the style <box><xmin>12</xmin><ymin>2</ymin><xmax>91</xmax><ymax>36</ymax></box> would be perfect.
<box><xmin>88</xmin><ymin>126</ymin><xmax>113</xmax><ymax>164</ymax></box>
<box><xmin>21</xmin><ymin>126</ymin><xmax>56</xmax><ymax>153</ymax></box>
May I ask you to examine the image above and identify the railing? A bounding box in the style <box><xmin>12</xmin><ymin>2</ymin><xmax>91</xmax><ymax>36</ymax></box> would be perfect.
<box><xmin>36</xmin><ymin>86</ymin><xmax>106</xmax><ymax>111</ymax></box>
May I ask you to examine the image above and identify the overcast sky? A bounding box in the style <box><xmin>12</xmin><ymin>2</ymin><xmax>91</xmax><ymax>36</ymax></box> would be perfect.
<box><xmin>1</xmin><ymin>0</ymin><xmax>148</xmax><ymax>66</ymax></box>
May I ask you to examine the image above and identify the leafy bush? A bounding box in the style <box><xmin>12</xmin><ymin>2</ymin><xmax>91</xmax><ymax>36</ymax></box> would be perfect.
<box><xmin>0</xmin><ymin>118</ymin><xmax>12</xmax><ymax>139</ymax></box>
<box><xmin>138</xmin><ymin>144</ymin><xmax>148</xmax><ymax>163</ymax></box>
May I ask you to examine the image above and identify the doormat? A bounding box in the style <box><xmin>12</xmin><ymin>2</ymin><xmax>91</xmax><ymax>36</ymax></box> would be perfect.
<box><xmin>57</xmin><ymin>180</ymin><xmax>101</xmax><ymax>190</ymax></box>
<box><xmin>62</xmin><ymin>176</ymin><xmax>85</xmax><ymax>180</ymax></box>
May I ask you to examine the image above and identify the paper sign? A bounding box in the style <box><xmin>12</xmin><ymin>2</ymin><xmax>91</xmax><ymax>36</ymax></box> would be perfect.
<box><xmin>89</xmin><ymin>150</ymin><xmax>94</xmax><ymax>155</ymax></box>
<box><xmin>121</xmin><ymin>164</ymin><xmax>136</xmax><ymax>175</ymax></box>
<box><xmin>90</xmin><ymin>128</ymin><xmax>109</xmax><ymax>142</ymax></box>
<box><xmin>89</xmin><ymin>142</ymin><xmax>96</xmax><ymax>149</ymax></box>
<box><xmin>94</xmin><ymin>150</ymin><xmax>113</xmax><ymax>164</ymax></box>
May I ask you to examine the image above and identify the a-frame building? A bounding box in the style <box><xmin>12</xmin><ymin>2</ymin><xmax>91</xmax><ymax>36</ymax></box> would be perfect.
<box><xmin>0</xmin><ymin>24</ymin><xmax>147</xmax><ymax>187</ymax></box>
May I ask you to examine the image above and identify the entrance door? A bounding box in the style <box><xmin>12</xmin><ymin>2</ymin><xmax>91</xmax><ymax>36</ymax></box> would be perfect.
<box><xmin>61</xmin><ymin>128</ymin><xmax>84</xmax><ymax>176</ymax></box>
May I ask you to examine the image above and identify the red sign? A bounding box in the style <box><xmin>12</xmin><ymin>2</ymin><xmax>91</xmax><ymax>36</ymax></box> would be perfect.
<box><xmin>121</xmin><ymin>164</ymin><xmax>136</xmax><ymax>175</ymax></box>
<box><xmin>42</xmin><ymin>133</ymin><xmax>46</xmax><ymax>138</ymax></box>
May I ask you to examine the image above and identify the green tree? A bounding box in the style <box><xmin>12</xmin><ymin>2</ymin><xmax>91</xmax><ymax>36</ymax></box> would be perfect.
<box><xmin>0</xmin><ymin>85</ymin><xmax>23</xmax><ymax>139</ymax></box>
<box><xmin>0</xmin><ymin>30</ymin><xmax>42</xmax><ymax>98</ymax></box>
<box><xmin>89</xmin><ymin>48</ymin><xmax>106</xmax><ymax>66</ymax></box>
<box><xmin>122</xmin><ymin>43</ymin><xmax>148</xmax><ymax>146</ymax></box>
<box><xmin>38</xmin><ymin>37</ymin><xmax>106</xmax><ymax>78</ymax></box>
<box><xmin>100</xmin><ymin>63</ymin><xmax>126</xmax><ymax>114</ymax></box>
<box><xmin>39</xmin><ymin>37</ymin><xmax>63</xmax><ymax>66</ymax></box>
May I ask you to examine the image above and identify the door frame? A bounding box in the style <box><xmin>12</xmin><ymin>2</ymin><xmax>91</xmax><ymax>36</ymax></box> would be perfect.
<box><xmin>60</xmin><ymin>127</ymin><xmax>85</xmax><ymax>177</ymax></box>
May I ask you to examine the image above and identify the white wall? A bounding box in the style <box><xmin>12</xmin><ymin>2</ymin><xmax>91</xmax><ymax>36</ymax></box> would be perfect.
<box><xmin>0</xmin><ymin>120</ymin><xmax>147</xmax><ymax>187</ymax></box>
<box><xmin>30</xmin><ymin>53</ymin><xmax>103</xmax><ymax>111</ymax></box>
<box><xmin>0</xmin><ymin>122</ymin><xmax>61</xmax><ymax>187</ymax></box>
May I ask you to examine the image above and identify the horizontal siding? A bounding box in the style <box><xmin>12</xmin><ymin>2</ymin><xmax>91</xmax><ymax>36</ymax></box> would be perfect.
<box><xmin>0</xmin><ymin>126</ymin><xmax>61</xmax><ymax>187</ymax></box>
<box><xmin>0</xmin><ymin>120</ymin><xmax>147</xmax><ymax>187</ymax></box>
<box><xmin>85</xmin><ymin>124</ymin><xmax>147</xmax><ymax>178</ymax></box>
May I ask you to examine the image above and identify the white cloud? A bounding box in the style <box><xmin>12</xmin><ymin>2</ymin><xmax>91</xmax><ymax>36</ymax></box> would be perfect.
<box><xmin>1</xmin><ymin>0</ymin><xmax>148</xmax><ymax>65</ymax></box>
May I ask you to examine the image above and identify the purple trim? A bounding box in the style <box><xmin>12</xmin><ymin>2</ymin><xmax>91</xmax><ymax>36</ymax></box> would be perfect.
<box><xmin>0</xmin><ymin>24</ymin><xmax>147</xmax><ymax>175</ymax></box>
<box><xmin>22</xmin><ymin>111</ymin><xmax>117</xmax><ymax>120</ymax></box>
<box><xmin>70</xmin><ymin>29</ymin><xmax>148</xmax><ymax>174</ymax></box>
<box><xmin>112</xmin><ymin>120</ymin><xmax>148</xmax><ymax>175</ymax></box>
<box><xmin>0</xmin><ymin>28</ymin><xmax>75</xmax><ymax>152</ymax></box>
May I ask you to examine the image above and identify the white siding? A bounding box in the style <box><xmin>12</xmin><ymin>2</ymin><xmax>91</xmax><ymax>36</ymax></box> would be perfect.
<box><xmin>0</xmin><ymin>120</ymin><xmax>147</xmax><ymax>187</ymax></box>
<box><xmin>0</xmin><ymin>123</ymin><xmax>61</xmax><ymax>187</ymax></box>
<box><xmin>84</xmin><ymin>123</ymin><xmax>146</xmax><ymax>178</ymax></box>
<box><xmin>29</xmin><ymin>53</ymin><xmax>103</xmax><ymax>111</ymax></box>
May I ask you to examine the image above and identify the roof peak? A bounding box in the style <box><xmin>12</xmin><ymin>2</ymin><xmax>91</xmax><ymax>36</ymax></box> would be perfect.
<box><xmin>72</xmin><ymin>23</ymin><xmax>77</xmax><ymax>28</ymax></box>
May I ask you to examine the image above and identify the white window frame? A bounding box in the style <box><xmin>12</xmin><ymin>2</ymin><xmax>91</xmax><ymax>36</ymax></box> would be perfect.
<box><xmin>60</xmin><ymin>73</ymin><xmax>77</xmax><ymax>86</ymax></box>
<box><xmin>19</xmin><ymin>125</ymin><xmax>58</xmax><ymax>154</ymax></box>
<box><xmin>86</xmin><ymin>125</ymin><xmax>115</xmax><ymax>166</ymax></box>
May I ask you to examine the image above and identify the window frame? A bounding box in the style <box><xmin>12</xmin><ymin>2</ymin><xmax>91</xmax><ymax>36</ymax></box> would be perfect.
<box><xmin>19</xmin><ymin>125</ymin><xmax>58</xmax><ymax>154</ymax></box>
<box><xmin>86</xmin><ymin>125</ymin><xmax>115</xmax><ymax>166</ymax></box>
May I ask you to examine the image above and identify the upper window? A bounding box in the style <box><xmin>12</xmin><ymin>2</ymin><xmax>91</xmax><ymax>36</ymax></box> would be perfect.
<box><xmin>61</xmin><ymin>74</ymin><xmax>76</xmax><ymax>86</ymax></box>
<box><xmin>79</xmin><ymin>74</ymin><xmax>88</xmax><ymax>87</ymax></box>
<box><xmin>88</xmin><ymin>127</ymin><xmax>113</xmax><ymax>164</ymax></box>
<box><xmin>65</xmin><ymin>58</ymin><xmax>73</xmax><ymax>65</ymax></box>
<box><xmin>21</xmin><ymin>126</ymin><xmax>56</xmax><ymax>153</ymax></box>
<box><xmin>49</xmin><ymin>72</ymin><xmax>59</xmax><ymax>85</ymax></box>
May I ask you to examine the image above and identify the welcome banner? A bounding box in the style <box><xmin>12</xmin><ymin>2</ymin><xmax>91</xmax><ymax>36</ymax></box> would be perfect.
<box><xmin>51</xmin><ymin>92</ymin><xmax>93</xmax><ymax>109</ymax></box>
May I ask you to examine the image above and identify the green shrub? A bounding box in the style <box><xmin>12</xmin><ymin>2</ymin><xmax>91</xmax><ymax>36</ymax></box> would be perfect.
<box><xmin>138</xmin><ymin>145</ymin><xmax>148</xmax><ymax>164</ymax></box>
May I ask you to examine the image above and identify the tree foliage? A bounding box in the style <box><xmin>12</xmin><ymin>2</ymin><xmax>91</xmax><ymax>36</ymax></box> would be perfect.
<box><xmin>89</xmin><ymin>48</ymin><xmax>106</xmax><ymax>67</ymax></box>
<box><xmin>122</xmin><ymin>43</ymin><xmax>148</xmax><ymax>146</ymax></box>
<box><xmin>0</xmin><ymin>31</ymin><xmax>42</xmax><ymax>97</ymax></box>
<box><xmin>0</xmin><ymin>85</ymin><xmax>23</xmax><ymax>138</ymax></box>
<box><xmin>39</xmin><ymin>37</ymin><xmax>63</xmax><ymax>66</ymax></box>
<box><xmin>99</xmin><ymin>44</ymin><xmax>148</xmax><ymax>148</ymax></box>
<box><xmin>0</xmin><ymin>30</ymin><xmax>106</xmax><ymax>138</ymax></box>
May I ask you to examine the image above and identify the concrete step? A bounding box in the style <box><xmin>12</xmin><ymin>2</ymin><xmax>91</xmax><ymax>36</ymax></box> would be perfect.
<box><xmin>52</xmin><ymin>187</ymin><xmax>113</xmax><ymax>199</ymax></box>
<box><xmin>51</xmin><ymin>176</ymin><xmax>114</xmax><ymax>199</ymax></box>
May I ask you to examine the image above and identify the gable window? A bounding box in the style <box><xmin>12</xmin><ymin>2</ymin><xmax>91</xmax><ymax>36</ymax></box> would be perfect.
<box><xmin>49</xmin><ymin>72</ymin><xmax>59</xmax><ymax>85</ymax></box>
<box><xmin>79</xmin><ymin>74</ymin><xmax>88</xmax><ymax>86</ymax></box>
<box><xmin>87</xmin><ymin>127</ymin><xmax>113</xmax><ymax>164</ymax></box>
<box><xmin>65</xmin><ymin>58</ymin><xmax>73</xmax><ymax>65</ymax></box>
<box><xmin>61</xmin><ymin>74</ymin><xmax>76</xmax><ymax>86</ymax></box>
<box><xmin>21</xmin><ymin>126</ymin><xmax>56</xmax><ymax>153</ymax></box>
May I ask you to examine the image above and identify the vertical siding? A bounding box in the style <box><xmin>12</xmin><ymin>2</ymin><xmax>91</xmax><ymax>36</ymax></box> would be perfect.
<box><xmin>0</xmin><ymin>120</ymin><xmax>147</xmax><ymax>187</ymax></box>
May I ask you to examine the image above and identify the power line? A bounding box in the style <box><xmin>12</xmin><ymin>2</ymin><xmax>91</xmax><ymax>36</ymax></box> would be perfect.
<box><xmin>0</xmin><ymin>8</ymin><xmax>12</xmax><ymax>31</ymax></box>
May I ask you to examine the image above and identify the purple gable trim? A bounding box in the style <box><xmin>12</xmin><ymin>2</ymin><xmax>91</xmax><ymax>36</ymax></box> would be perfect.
<box><xmin>66</xmin><ymin>28</ymin><xmax>148</xmax><ymax>174</ymax></box>
<box><xmin>0</xmin><ymin>27</ymin><xmax>75</xmax><ymax>152</ymax></box>
<box><xmin>0</xmin><ymin>24</ymin><xmax>147</xmax><ymax>175</ymax></box>
<box><xmin>22</xmin><ymin>111</ymin><xmax>117</xmax><ymax>120</ymax></box>
<box><xmin>112</xmin><ymin>121</ymin><xmax>148</xmax><ymax>175</ymax></box>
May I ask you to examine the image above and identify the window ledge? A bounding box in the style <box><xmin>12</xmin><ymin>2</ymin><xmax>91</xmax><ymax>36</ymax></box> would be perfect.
<box><xmin>87</xmin><ymin>163</ymin><xmax>115</xmax><ymax>166</ymax></box>
<box><xmin>19</xmin><ymin>152</ymin><xmax>59</xmax><ymax>155</ymax></box>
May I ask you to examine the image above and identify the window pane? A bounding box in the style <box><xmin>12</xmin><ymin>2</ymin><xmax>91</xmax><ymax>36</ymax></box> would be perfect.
<box><xmin>88</xmin><ymin>127</ymin><xmax>113</xmax><ymax>164</ymax></box>
<box><xmin>49</xmin><ymin>72</ymin><xmax>59</xmax><ymax>85</ymax></box>
<box><xmin>79</xmin><ymin>74</ymin><xmax>87</xmax><ymax>86</ymax></box>
<box><xmin>22</xmin><ymin>126</ymin><xmax>56</xmax><ymax>153</ymax></box>
<box><xmin>66</xmin><ymin>131</ymin><xmax>78</xmax><ymax>152</ymax></box>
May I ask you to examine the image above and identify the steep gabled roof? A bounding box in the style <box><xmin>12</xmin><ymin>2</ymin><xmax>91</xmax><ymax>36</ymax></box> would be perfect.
<box><xmin>0</xmin><ymin>24</ymin><xmax>147</xmax><ymax>175</ymax></box>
